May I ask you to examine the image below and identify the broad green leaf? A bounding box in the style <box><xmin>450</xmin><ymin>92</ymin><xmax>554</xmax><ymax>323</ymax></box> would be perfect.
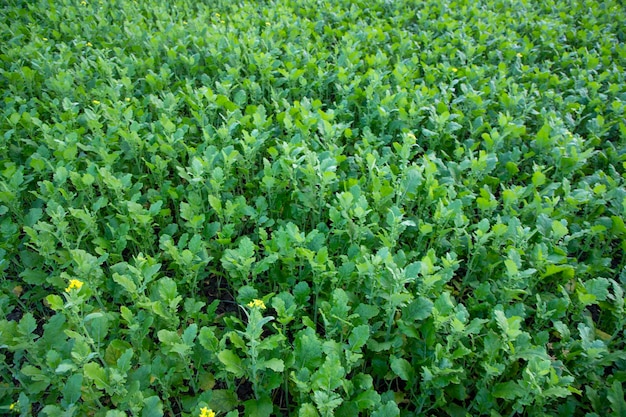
<box><xmin>607</xmin><ymin>380</ymin><xmax>626</xmax><ymax>416</ymax></box>
<box><xmin>218</xmin><ymin>350</ymin><xmax>245</xmax><ymax>377</ymax></box>
<box><xmin>104</xmin><ymin>410</ymin><xmax>128</xmax><ymax>417</ymax></box>
<box><xmin>444</xmin><ymin>403</ymin><xmax>468</xmax><ymax>417</ymax></box>
<box><xmin>157</xmin><ymin>277</ymin><xmax>179</xmax><ymax>302</ymax></box>
<box><xmin>348</xmin><ymin>325</ymin><xmax>370</xmax><ymax>351</ymax></box>
<box><xmin>142</xmin><ymin>396</ymin><xmax>164</xmax><ymax>417</ymax></box>
<box><xmin>311</xmin><ymin>355</ymin><xmax>345</xmax><ymax>391</ymax></box>
<box><xmin>542</xmin><ymin>264</ymin><xmax>574</xmax><ymax>279</ymax></box>
<box><xmin>86</xmin><ymin>314</ymin><xmax>109</xmax><ymax>344</ymax></box>
<box><xmin>209</xmin><ymin>389</ymin><xmax>239</xmax><ymax>413</ymax></box>
<box><xmin>504</xmin><ymin>259</ymin><xmax>519</xmax><ymax>276</ymax></box>
<box><xmin>182</xmin><ymin>323</ymin><xmax>198</xmax><ymax>345</ymax></box>
<box><xmin>244</xmin><ymin>397</ymin><xmax>273</xmax><ymax>417</ymax></box>
<box><xmin>260</xmin><ymin>358</ymin><xmax>284</xmax><ymax>372</ymax></box>
<box><xmin>492</xmin><ymin>381</ymin><xmax>525</xmax><ymax>400</ymax></box>
<box><xmin>106</xmin><ymin>412</ymin><xmax>128</xmax><ymax>417</ymax></box>
<box><xmin>41</xmin><ymin>405</ymin><xmax>63</xmax><ymax>416</ymax></box>
<box><xmin>298</xmin><ymin>403</ymin><xmax>319</xmax><ymax>417</ymax></box>
<box><xmin>294</xmin><ymin>327</ymin><xmax>323</xmax><ymax>369</ymax></box>
<box><xmin>62</xmin><ymin>373</ymin><xmax>83</xmax><ymax>405</ymax></box>
<box><xmin>535</xmin><ymin>123</ymin><xmax>552</xmax><ymax>148</ymax></box>
<box><xmin>354</xmin><ymin>389</ymin><xmax>381</xmax><ymax>410</ymax></box>
<box><xmin>585</xmin><ymin>278</ymin><xmax>610</xmax><ymax>302</ymax></box>
<box><xmin>46</xmin><ymin>294</ymin><xmax>64</xmax><ymax>311</ymax></box>
<box><xmin>494</xmin><ymin>310</ymin><xmax>522</xmax><ymax>340</ymax></box>
<box><xmin>209</xmin><ymin>195</ymin><xmax>222</xmax><ymax>213</ymax></box>
<box><xmin>390</xmin><ymin>357</ymin><xmax>413</xmax><ymax>382</ymax></box>
<box><xmin>18</xmin><ymin>313</ymin><xmax>37</xmax><ymax>336</ymax></box>
<box><xmin>112</xmin><ymin>273</ymin><xmax>137</xmax><ymax>293</ymax></box>
<box><xmin>157</xmin><ymin>330</ymin><xmax>179</xmax><ymax>346</ymax></box>
<box><xmin>313</xmin><ymin>391</ymin><xmax>343</xmax><ymax>416</ymax></box>
<box><xmin>104</xmin><ymin>340</ymin><xmax>133</xmax><ymax>366</ymax></box>
<box><xmin>24</xmin><ymin>208</ymin><xmax>43</xmax><ymax>227</ymax></box>
<box><xmin>403</xmin><ymin>297</ymin><xmax>434</xmax><ymax>321</ymax></box>
<box><xmin>199</xmin><ymin>327</ymin><xmax>219</xmax><ymax>352</ymax></box>
<box><xmin>55</xmin><ymin>363</ymin><xmax>75</xmax><ymax>374</ymax></box>
<box><xmin>216</xmin><ymin>94</ymin><xmax>238</xmax><ymax>111</ymax></box>
<box><xmin>551</xmin><ymin>220</ymin><xmax>568</xmax><ymax>239</ymax></box>
<box><xmin>543</xmin><ymin>386</ymin><xmax>572</xmax><ymax>398</ymax></box>
<box><xmin>84</xmin><ymin>362</ymin><xmax>108</xmax><ymax>390</ymax></box>
<box><xmin>371</xmin><ymin>401</ymin><xmax>400</xmax><ymax>417</ymax></box>
<box><xmin>532</xmin><ymin>170</ymin><xmax>546</xmax><ymax>187</ymax></box>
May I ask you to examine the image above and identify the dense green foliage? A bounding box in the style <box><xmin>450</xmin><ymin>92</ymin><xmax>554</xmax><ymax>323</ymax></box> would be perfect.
<box><xmin>1</xmin><ymin>0</ymin><xmax>626</xmax><ymax>415</ymax></box>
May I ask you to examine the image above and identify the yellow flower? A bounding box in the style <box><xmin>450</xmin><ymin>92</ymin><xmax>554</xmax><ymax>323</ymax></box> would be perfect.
<box><xmin>199</xmin><ymin>407</ymin><xmax>215</xmax><ymax>417</ymax></box>
<box><xmin>125</xmin><ymin>97</ymin><xmax>131</xmax><ymax>102</ymax></box>
<box><xmin>10</xmin><ymin>403</ymin><xmax>16</xmax><ymax>410</ymax></box>
<box><xmin>516</xmin><ymin>52</ymin><xmax>523</xmax><ymax>58</ymax></box>
<box><xmin>43</xmin><ymin>37</ymin><xmax>48</xmax><ymax>41</ymax></box>
<box><xmin>247</xmin><ymin>299</ymin><xmax>266</xmax><ymax>309</ymax></box>
<box><xmin>65</xmin><ymin>279</ymin><xmax>83</xmax><ymax>292</ymax></box>
<box><xmin>92</xmin><ymin>99</ymin><xmax>100</xmax><ymax>105</ymax></box>
<box><xmin>87</xmin><ymin>42</ymin><xmax>93</xmax><ymax>47</ymax></box>
<box><xmin>215</xmin><ymin>13</ymin><xmax>221</xmax><ymax>17</ymax></box>
<box><xmin>265</xmin><ymin>22</ymin><xmax>270</xmax><ymax>26</ymax></box>
<box><xmin>81</xmin><ymin>0</ymin><xmax>87</xmax><ymax>5</ymax></box>
<box><xmin>451</xmin><ymin>67</ymin><xmax>458</xmax><ymax>72</ymax></box>
<box><xmin>220</xmin><ymin>20</ymin><xmax>225</xmax><ymax>24</ymax></box>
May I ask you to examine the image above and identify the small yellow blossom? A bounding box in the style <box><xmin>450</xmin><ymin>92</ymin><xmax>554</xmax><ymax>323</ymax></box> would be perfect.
<box><xmin>516</xmin><ymin>52</ymin><xmax>523</xmax><ymax>58</ymax></box>
<box><xmin>215</xmin><ymin>13</ymin><xmax>221</xmax><ymax>17</ymax></box>
<box><xmin>65</xmin><ymin>279</ymin><xmax>83</xmax><ymax>292</ymax></box>
<box><xmin>199</xmin><ymin>407</ymin><xmax>216</xmax><ymax>417</ymax></box>
<box><xmin>87</xmin><ymin>42</ymin><xmax>93</xmax><ymax>47</ymax></box>
<box><xmin>247</xmin><ymin>299</ymin><xmax>266</xmax><ymax>309</ymax></box>
<box><xmin>92</xmin><ymin>99</ymin><xmax>100</xmax><ymax>105</ymax></box>
<box><xmin>265</xmin><ymin>22</ymin><xmax>270</xmax><ymax>26</ymax></box>
<box><xmin>10</xmin><ymin>403</ymin><xmax>16</xmax><ymax>410</ymax></box>
<box><xmin>220</xmin><ymin>20</ymin><xmax>225</xmax><ymax>24</ymax></box>
<box><xmin>81</xmin><ymin>1</ymin><xmax>87</xmax><ymax>5</ymax></box>
<box><xmin>451</xmin><ymin>67</ymin><xmax>458</xmax><ymax>72</ymax></box>
<box><xmin>183</xmin><ymin>21</ymin><xmax>188</xmax><ymax>25</ymax></box>
<box><xmin>43</xmin><ymin>37</ymin><xmax>48</xmax><ymax>41</ymax></box>
<box><xmin>125</xmin><ymin>97</ymin><xmax>131</xmax><ymax>102</ymax></box>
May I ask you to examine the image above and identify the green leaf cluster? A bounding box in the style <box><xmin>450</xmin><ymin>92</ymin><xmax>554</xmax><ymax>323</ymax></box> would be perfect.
<box><xmin>1</xmin><ymin>0</ymin><xmax>625</xmax><ymax>415</ymax></box>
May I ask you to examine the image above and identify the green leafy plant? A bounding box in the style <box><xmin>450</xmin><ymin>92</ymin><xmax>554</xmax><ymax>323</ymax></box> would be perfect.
<box><xmin>1</xmin><ymin>0</ymin><xmax>625</xmax><ymax>415</ymax></box>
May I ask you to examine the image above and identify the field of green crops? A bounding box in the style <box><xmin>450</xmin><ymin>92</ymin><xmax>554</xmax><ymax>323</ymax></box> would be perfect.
<box><xmin>1</xmin><ymin>0</ymin><xmax>626</xmax><ymax>415</ymax></box>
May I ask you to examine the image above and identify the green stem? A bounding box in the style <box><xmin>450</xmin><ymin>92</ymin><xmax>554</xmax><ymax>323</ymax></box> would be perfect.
<box><xmin>181</xmin><ymin>353</ymin><xmax>198</xmax><ymax>393</ymax></box>
<box><xmin>282</xmin><ymin>323</ymin><xmax>289</xmax><ymax>407</ymax></box>
<box><xmin>385</xmin><ymin>302</ymin><xmax>395</xmax><ymax>342</ymax></box>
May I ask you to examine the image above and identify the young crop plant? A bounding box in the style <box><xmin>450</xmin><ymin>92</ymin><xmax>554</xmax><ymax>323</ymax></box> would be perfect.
<box><xmin>1</xmin><ymin>0</ymin><xmax>625</xmax><ymax>415</ymax></box>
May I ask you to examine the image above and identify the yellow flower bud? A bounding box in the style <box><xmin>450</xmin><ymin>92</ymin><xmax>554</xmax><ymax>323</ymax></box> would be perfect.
<box><xmin>247</xmin><ymin>299</ymin><xmax>266</xmax><ymax>309</ymax></box>
<box><xmin>199</xmin><ymin>407</ymin><xmax>216</xmax><ymax>417</ymax></box>
<box><xmin>65</xmin><ymin>279</ymin><xmax>84</xmax><ymax>292</ymax></box>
